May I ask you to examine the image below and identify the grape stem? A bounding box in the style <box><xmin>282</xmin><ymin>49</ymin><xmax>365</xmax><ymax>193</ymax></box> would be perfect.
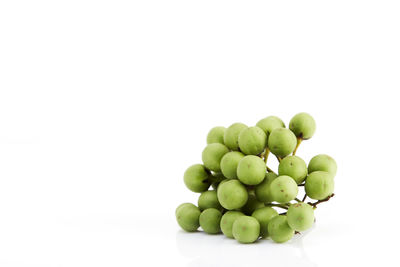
<box><xmin>266</xmin><ymin>166</ymin><xmax>276</xmax><ymax>174</ymax></box>
<box><xmin>308</xmin><ymin>194</ymin><xmax>335</xmax><ymax>208</ymax></box>
<box><xmin>276</xmin><ymin>155</ymin><xmax>281</xmax><ymax>162</ymax></box>
<box><xmin>295</xmin><ymin>198</ymin><xmax>301</xmax><ymax>202</ymax></box>
<box><xmin>293</xmin><ymin>137</ymin><xmax>302</xmax><ymax>156</ymax></box>
<box><xmin>264</xmin><ymin>148</ymin><xmax>270</xmax><ymax>163</ymax></box>
<box><xmin>298</xmin><ymin>183</ymin><xmax>305</xmax><ymax>186</ymax></box>
<box><xmin>302</xmin><ymin>194</ymin><xmax>307</xmax><ymax>202</ymax></box>
<box><xmin>268</xmin><ymin>203</ymin><xmax>289</xmax><ymax>210</ymax></box>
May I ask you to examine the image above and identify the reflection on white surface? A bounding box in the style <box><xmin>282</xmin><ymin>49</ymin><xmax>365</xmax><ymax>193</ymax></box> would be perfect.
<box><xmin>176</xmin><ymin>226</ymin><xmax>318</xmax><ymax>267</ymax></box>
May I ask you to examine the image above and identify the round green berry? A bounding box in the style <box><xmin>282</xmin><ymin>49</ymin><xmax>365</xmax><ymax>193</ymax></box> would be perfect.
<box><xmin>287</xmin><ymin>202</ymin><xmax>314</xmax><ymax>231</ymax></box>
<box><xmin>176</xmin><ymin>203</ymin><xmax>201</xmax><ymax>232</ymax></box>
<box><xmin>254</xmin><ymin>172</ymin><xmax>278</xmax><ymax>203</ymax></box>
<box><xmin>268</xmin><ymin>128</ymin><xmax>297</xmax><ymax>158</ymax></box>
<box><xmin>308</xmin><ymin>154</ymin><xmax>337</xmax><ymax>176</ymax></box>
<box><xmin>251</xmin><ymin>207</ymin><xmax>278</xmax><ymax>238</ymax></box>
<box><xmin>217</xmin><ymin>179</ymin><xmax>248</xmax><ymax>210</ymax></box>
<box><xmin>198</xmin><ymin>190</ymin><xmax>222</xmax><ymax>211</ymax></box>
<box><xmin>270</xmin><ymin>175</ymin><xmax>298</xmax><ymax>203</ymax></box>
<box><xmin>238</xmin><ymin>126</ymin><xmax>267</xmax><ymax>155</ymax></box>
<box><xmin>305</xmin><ymin>171</ymin><xmax>334</xmax><ymax>200</ymax></box>
<box><xmin>278</xmin><ymin>156</ymin><xmax>308</xmax><ymax>184</ymax></box>
<box><xmin>241</xmin><ymin>194</ymin><xmax>265</xmax><ymax>215</ymax></box>
<box><xmin>202</xmin><ymin>143</ymin><xmax>229</xmax><ymax>172</ymax></box>
<box><xmin>220</xmin><ymin>151</ymin><xmax>245</xmax><ymax>179</ymax></box>
<box><xmin>183</xmin><ymin>164</ymin><xmax>211</xmax><ymax>193</ymax></box>
<box><xmin>207</xmin><ymin>126</ymin><xmax>226</xmax><ymax>144</ymax></box>
<box><xmin>224</xmin><ymin>123</ymin><xmax>248</xmax><ymax>151</ymax></box>
<box><xmin>268</xmin><ymin>215</ymin><xmax>294</xmax><ymax>243</ymax></box>
<box><xmin>256</xmin><ymin>116</ymin><xmax>285</xmax><ymax>136</ymax></box>
<box><xmin>289</xmin><ymin>112</ymin><xmax>316</xmax><ymax>140</ymax></box>
<box><xmin>199</xmin><ymin>208</ymin><xmax>222</xmax><ymax>234</ymax></box>
<box><xmin>237</xmin><ymin>155</ymin><xmax>266</xmax><ymax>185</ymax></box>
<box><xmin>232</xmin><ymin>216</ymin><xmax>260</xmax><ymax>244</ymax></box>
<box><xmin>220</xmin><ymin>211</ymin><xmax>245</xmax><ymax>238</ymax></box>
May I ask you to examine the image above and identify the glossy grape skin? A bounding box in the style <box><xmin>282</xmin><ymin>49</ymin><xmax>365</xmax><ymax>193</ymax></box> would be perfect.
<box><xmin>220</xmin><ymin>151</ymin><xmax>245</xmax><ymax>179</ymax></box>
<box><xmin>308</xmin><ymin>154</ymin><xmax>337</xmax><ymax>176</ymax></box>
<box><xmin>241</xmin><ymin>194</ymin><xmax>265</xmax><ymax>215</ymax></box>
<box><xmin>305</xmin><ymin>171</ymin><xmax>334</xmax><ymax>200</ymax></box>
<box><xmin>217</xmin><ymin>179</ymin><xmax>248</xmax><ymax>210</ymax></box>
<box><xmin>198</xmin><ymin>190</ymin><xmax>222</xmax><ymax>211</ymax></box>
<box><xmin>202</xmin><ymin>143</ymin><xmax>229</xmax><ymax>172</ymax></box>
<box><xmin>268</xmin><ymin>128</ymin><xmax>297</xmax><ymax>158</ymax></box>
<box><xmin>236</xmin><ymin>155</ymin><xmax>266</xmax><ymax>185</ymax></box>
<box><xmin>268</xmin><ymin>215</ymin><xmax>294</xmax><ymax>243</ymax></box>
<box><xmin>251</xmin><ymin>207</ymin><xmax>278</xmax><ymax>238</ymax></box>
<box><xmin>199</xmin><ymin>208</ymin><xmax>222</xmax><ymax>234</ymax></box>
<box><xmin>254</xmin><ymin>172</ymin><xmax>278</xmax><ymax>203</ymax></box>
<box><xmin>176</xmin><ymin>203</ymin><xmax>201</xmax><ymax>232</ymax></box>
<box><xmin>224</xmin><ymin>123</ymin><xmax>248</xmax><ymax>151</ymax></box>
<box><xmin>238</xmin><ymin>126</ymin><xmax>267</xmax><ymax>155</ymax></box>
<box><xmin>206</xmin><ymin>126</ymin><xmax>226</xmax><ymax>144</ymax></box>
<box><xmin>270</xmin><ymin>175</ymin><xmax>298</xmax><ymax>203</ymax></box>
<box><xmin>183</xmin><ymin>164</ymin><xmax>211</xmax><ymax>193</ymax></box>
<box><xmin>232</xmin><ymin>216</ymin><xmax>260</xmax><ymax>244</ymax></box>
<box><xmin>256</xmin><ymin>116</ymin><xmax>285</xmax><ymax>136</ymax></box>
<box><xmin>287</xmin><ymin>202</ymin><xmax>314</xmax><ymax>231</ymax></box>
<box><xmin>289</xmin><ymin>112</ymin><xmax>316</xmax><ymax>140</ymax></box>
<box><xmin>278</xmin><ymin>156</ymin><xmax>308</xmax><ymax>184</ymax></box>
<box><xmin>220</xmin><ymin>211</ymin><xmax>245</xmax><ymax>238</ymax></box>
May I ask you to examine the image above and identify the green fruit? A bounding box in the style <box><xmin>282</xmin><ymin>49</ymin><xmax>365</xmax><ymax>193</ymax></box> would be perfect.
<box><xmin>202</xmin><ymin>143</ymin><xmax>229</xmax><ymax>172</ymax></box>
<box><xmin>270</xmin><ymin>175</ymin><xmax>298</xmax><ymax>203</ymax></box>
<box><xmin>237</xmin><ymin>155</ymin><xmax>266</xmax><ymax>185</ymax></box>
<box><xmin>224</xmin><ymin>123</ymin><xmax>248</xmax><ymax>151</ymax></box>
<box><xmin>199</xmin><ymin>208</ymin><xmax>222</xmax><ymax>234</ymax></box>
<box><xmin>220</xmin><ymin>211</ymin><xmax>245</xmax><ymax>238</ymax></box>
<box><xmin>183</xmin><ymin>164</ymin><xmax>211</xmax><ymax>193</ymax></box>
<box><xmin>220</xmin><ymin>151</ymin><xmax>245</xmax><ymax>179</ymax></box>
<box><xmin>287</xmin><ymin>202</ymin><xmax>314</xmax><ymax>231</ymax></box>
<box><xmin>256</xmin><ymin>116</ymin><xmax>285</xmax><ymax>136</ymax></box>
<box><xmin>251</xmin><ymin>207</ymin><xmax>278</xmax><ymax>238</ymax></box>
<box><xmin>254</xmin><ymin>172</ymin><xmax>278</xmax><ymax>203</ymax></box>
<box><xmin>268</xmin><ymin>215</ymin><xmax>294</xmax><ymax>243</ymax></box>
<box><xmin>278</xmin><ymin>156</ymin><xmax>308</xmax><ymax>184</ymax></box>
<box><xmin>268</xmin><ymin>128</ymin><xmax>297</xmax><ymax>158</ymax></box>
<box><xmin>308</xmin><ymin>154</ymin><xmax>337</xmax><ymax>176</ymax></box>
<box><xmin>238</xmin><ymin>126</ymin><xmax>267</xmax><ymax>155</ymax></box>
<box><xmin>217</xmin><ymin>179</ymin><xmax>248</xmax><ymax>210</ymax></box>
<box><xmin>207</xmin><ymin>126</ymin><xmax>226</xmax><ymax>144</ymax></box>
<box><xmin>241</xmin><ymin>194</ymin><xmax>265</xmax><ymax>215</ymax></box>
<box><xmin>305</xmin><ymin>171</ymin><xmax>334</xmax><ymax>200</ymax></box>
<box><xmin>176</xmin><ymin>203</ymin><xmax>201</xmax><ymax>232</ymax></box>
<box><xmin>198</xmin><ymin>190</ymin><xmax>222</xmax><ymax>211</ymax></box>
<box><xmin>289</xmin><ymin>112</ymin><xmax>316</xmax><ymax>140</ymax></box>
<box><xmin>232</xmin><ymin>216</ymin><xmax>260</xmax><ymax>244</ymax></box>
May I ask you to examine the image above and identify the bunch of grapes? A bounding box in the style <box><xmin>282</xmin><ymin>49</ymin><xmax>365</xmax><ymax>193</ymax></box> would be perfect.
<box><xmin>176</xmin><ymin>113</ymin><xmax>337</xmax><ymax>244</ymax></box>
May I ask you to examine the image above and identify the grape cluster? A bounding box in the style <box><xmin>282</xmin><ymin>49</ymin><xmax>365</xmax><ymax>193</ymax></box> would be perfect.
<box><xmin>176</xmin><ymin>113</ymin><xmax>337</xmax><ymax>244</ymax></box>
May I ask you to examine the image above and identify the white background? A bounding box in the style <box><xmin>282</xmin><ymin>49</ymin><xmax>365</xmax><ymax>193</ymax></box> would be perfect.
<box><xmin>1</xmin><ymin>1</ymin><xmax>399</xmax><ymax>266</ymax></box>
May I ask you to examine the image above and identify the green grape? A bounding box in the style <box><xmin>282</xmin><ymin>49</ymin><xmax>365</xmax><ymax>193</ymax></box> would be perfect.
<box><xmin>176</xmin><ymin>203</ymin><xmax>201</xmax><ymax>232</ymax></box>
<box><xmin>256</xmin><ymin>116</ymin><xmax>285</xmax><ymax>136</ymax></box>
<box><xmin>287</xmin><ymin>202</ymin><xmax>314</xmax><ymax>231</ymax></box>
<box><xmin>207</xmin><ymin>126</ymin><xmax>226</xmax><ymax>144</ymax></box>
<box><xmin>278</xmin><ymin>156</ymin><xmax>308</xmax><ymax>184</ymax></box>
<box><xmin>241</xmin><ymin>194</ymin><xmax>265</xmax><ymax>215</ymax></box>
<box><xmin>237</xmin><ymin>155</ymin><xmax>266</xmax><ymax>185</ymax></box>
<box><xmin>232</xmin><ymin>216</ymin><xmax>260</xmax><ymax>244</ymax></box>
<box><xmin>183</xmin><ymin>164</ymin><xmax>211</xmax><ymax>193</ymax></box>
<box><xmin>268</xmin><ymin>128</ymin><xmax>297</xmax><ymax>158</ymax></box>
<box><xmin>199</xmin><ymin>208</ymin><xmax>222</xmax><ymax>234</ymax></box>
<box><xmin>217</xmin><ymin>179</ymin><xmax>248</xmax><ymax>210</ymax></box>
<box><xmin>238</xmin><ymin>126</ymin><xmax>267</xmax><ymax>155</ymax></box>
<box><xmin>220</xmin><ymin>211</ymin><xmax>245</xmax><ymax>238</ymax></box>
<box><xmin>268</xmin><ymin>215</ymin><xmax>294</xmax><ymax>243</ymax></box>
<box><xmin>289</xmin><ymin>112</ymin><xmax>316</xmax><ymax>140</ymax></box>
<box><xmin>251</xmin><ymin>207</ymin><xmax>278</xmax><ymax>238</ymax></box>
<box><xmin>202</xmin><ymin>143</ymin><xmax>229</xmax><ymax>172</ymax></box>
<box><xmin>270</xmin><ymin>175</ymin><xmax>298</xmax><ymax>203</ymax></box>
<box><xmin>224</xmin><ymin>123</ymin><xmax>248</xmax><ymax>151</ymax></box>
<box><xmin>220</xmin><ymin>151</ymin><xmax>245</xmax><ymax>179</ymax></box>
<box><xmin>198</xmin><ymin>190</ymin><xmax>222</xmax><ymax>211</ymax></box>
<box><xmin>254</xmin><ymin>172</ymin><xmax>278</xmax><ymax>203</ymax></box>
<box><xmin>308</xmin><ymin>154</ymin><xmax>337</xmax><ymax>176</ymax></box>
<box><xmin>305</xmin><ymin>171</ymin><xmax>334</xmax><ymax>200</ymax></box>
